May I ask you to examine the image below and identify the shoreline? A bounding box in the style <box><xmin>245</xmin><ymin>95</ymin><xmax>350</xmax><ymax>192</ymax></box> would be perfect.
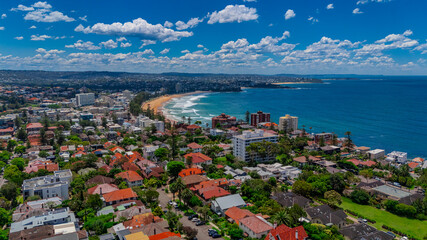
<box><xmin>272</xmin><ymin>81</ymin><xmax>320</xmax><ymax>85</ymax></box>
<box><xmin>141</xmin><ymin>91</ymin><xmax>210</xmax><ymax>121</ymax></box>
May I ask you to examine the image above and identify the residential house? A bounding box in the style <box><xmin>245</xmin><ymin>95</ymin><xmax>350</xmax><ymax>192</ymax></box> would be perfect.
<box><xmin>339</xmin><ymin>223</ymin><xmax>394</xmax><ymax>240</ymax></box>
<box><xmin>211</xmin><ymin>194</ymin><xmax>246</xmax><ymax>216</ymax></box>
<box><xmin>187</xmin><ymin>142</ymin><xmax>203</xmax><ymax>153</ymax></box>
<box><xmin>239</xmin><ymin>216</ymin><xmax>273</xmax><ymax>239</ymax></box>
<box><xmin>183</xmin><ymin>152</ymin><xmax>212</xmax><ymax>166</ymax></box>
<box><xmin>103</xmin><ymin>188</ymin><xmax>138</xmax><ymax>206</ymax></box>
<box><xmin>225</xmin><ymin>206</ymin><xmax>256</xmax><ymax>225</ymax></box>
<box><xmin>179</xmin><ymin>168</ymin><xmax>205</xmax><ymax>177</ymax></box>
<box><xmin>264</xmin><ymin>224</ymin><xmax>308</xmax><ymax>240</ymax></box>
<box><xmin>116</xmin><ymin>171</ymin><xmax>144</xmax><ymax>187</ymax></box>
<box><xmin>13</xmin><ymin>197</ymin><xmax>63</xmax><ymax>222</ymax></box>
<box><xmin>306</xmin><ymin>205</ymin><xmax>347</xmax><ymax>228</ymax></box>
<box><xmin>272</xmin><ymin>192</ymin><xmax>310</xmax><ymax>209</ymax></box>
<box><xmin>88</xmin><ymin>184</ymin><xmax>119</xmax><ymax>195</ymax></box>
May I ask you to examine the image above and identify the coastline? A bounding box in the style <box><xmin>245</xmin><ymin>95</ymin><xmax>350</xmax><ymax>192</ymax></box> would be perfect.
<box><xmin>141</xmin><ymin>91</ymin><xmax>210</xmax><ymax>120</ymax></box>
<box><xmin>272</xmin><ymin>81</ymin><xmax>320</xmax><ymax>85</ymax></box>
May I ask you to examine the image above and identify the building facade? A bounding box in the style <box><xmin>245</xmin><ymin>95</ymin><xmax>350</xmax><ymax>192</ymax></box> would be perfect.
<box><xmin>233</xmin><ymin>129</ymin><xmax>278</xmax><ymax>162</ymax></box>
<box><xmin>250</xmin><ymin>111</ymin><xmax>270</xmax><ymax>126</ymax></box>
<box><xmin>212</xmin><ymin>113</ymin><xmax>236</xmax><ymax>128</ymax></box>
<box><xmin>278</xmin><ymin>115</ymin><xmax>298</xmax><ymax>132</ymax></box>
<box><xmin>76</xmin><ymin>93</ymin><xmax>95</xmax><ymax>107</ymax></box>
<box><xmin>22</xmin><ymin>170</ymin><xmax>72</xmax><ymax>200</ymax></box>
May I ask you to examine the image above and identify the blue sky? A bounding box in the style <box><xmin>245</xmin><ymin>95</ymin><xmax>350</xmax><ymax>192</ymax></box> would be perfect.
<box><xmin>0</xmin><ymin>0</ymin><xmax>426</xmax><ymax>74</ymax></box>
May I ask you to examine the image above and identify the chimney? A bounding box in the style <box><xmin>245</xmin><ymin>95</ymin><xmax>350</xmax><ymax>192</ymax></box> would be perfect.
<box><xmin>154</xmin><ymin>229</ymin><xmax>156</xmax><ymax>235</ymax></box>
<box><xmin>295</xmin><ymin>229</ymin><xmax>298</xmax><ymax>240</ymax></box>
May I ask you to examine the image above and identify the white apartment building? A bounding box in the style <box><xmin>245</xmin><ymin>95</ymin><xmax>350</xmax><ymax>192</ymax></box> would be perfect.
<box><xmin>386</xmin><ymin>151</ymin><xmax>408</xmax><ymax>164</ymax></box>
<box><xmin>279</xmin><ymin>115</ymin><xmax>298</xmax><ymax>132</ymax></box>
<box><xmin>76</xmin><ymin>93</ymin><xmax>95</xmax><ymax>107</ymax></box>
<box><xmin>22</xmin><ymin>170</ymin><xmax>72</xmax><ymax>200</ymax></box>
<box><xmin>232</xmin><ymin>129</ymin><xmax>278</xmax><ymax>162</ymax></box>
<box><xmin>367</xmin><ymin>149</ymin><xmax>385</xmax><ymax>160</ymax></box>
<box><xmin>137</xmin><ymin>116</ymin><xmax>165</xmax><ymax>133</ymax></box>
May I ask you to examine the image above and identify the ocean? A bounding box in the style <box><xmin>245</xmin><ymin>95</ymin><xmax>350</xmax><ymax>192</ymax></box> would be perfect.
<box><xmin>163</xmin><ymin>77</ymin><xmax>427</xmax><ymax>158</ymax></box>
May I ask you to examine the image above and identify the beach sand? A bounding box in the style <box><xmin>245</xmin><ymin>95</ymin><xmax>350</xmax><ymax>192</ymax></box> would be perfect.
<box><xmin>141</xmin><ymin>91</ymin><xmax>210</xmax><ymax>114</ymax></box>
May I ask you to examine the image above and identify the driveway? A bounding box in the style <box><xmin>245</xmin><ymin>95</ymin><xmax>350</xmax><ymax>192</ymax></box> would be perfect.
<box><xmin>157</xmin><ymin>187</ymin><xmax>224</xmax><ymax>240</ymax></box>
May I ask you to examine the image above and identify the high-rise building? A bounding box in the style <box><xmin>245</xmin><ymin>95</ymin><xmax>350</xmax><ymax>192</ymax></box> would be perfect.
<box><xmin>250</xmin><ymin>111</ymin><xmax>270</xmax><ymax>126</ymax></box>
<box><xmin>76</xmin><ymin>93</ymin><xmax>95</xmax><ymax>107</ymax></box>
<box><xmin>232</xmin><ymin>129</ymin><xmax>278</xmax><ymax>162</ymax></box>
<box><xmin>279</xmin><ymin>115</ymin><xmax>298</xmax><ymax>132</ymax></box>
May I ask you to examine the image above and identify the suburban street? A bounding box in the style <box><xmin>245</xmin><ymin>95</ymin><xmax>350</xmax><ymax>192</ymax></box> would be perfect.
<box><xmin>157</xmin><ymin>187</ymin><xmax>224</xmax><ymax>240</ymax></box>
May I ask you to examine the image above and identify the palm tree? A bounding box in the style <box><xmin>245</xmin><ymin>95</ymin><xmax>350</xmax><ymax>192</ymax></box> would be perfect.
<box><xmin>180</xmin><ymin>188</ymin><xmax>193</xmax><ymax>207</ymax></box>
<box><xmin>197</xmin><ymin>205</ymin><xmax>210</xmax><ymax>221</ymax></box>
<box><xmin>345</xmin><ymin>131</ymin><xmax>353</xmax><ymax>149</ymax></box>
<box><xmin>170</xmin><ymin>178</ymin><xmax>185</xmax><ymax>202</ymax></box>
<box><xmin>272</xmin><ymin>210</ymin><xmax>292</xmax><ymax>226</ymax></box>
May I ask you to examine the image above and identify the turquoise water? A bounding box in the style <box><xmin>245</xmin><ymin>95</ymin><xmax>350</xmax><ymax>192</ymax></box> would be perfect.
<box><xmin>163</xmin><ymin>77</ymin><xmax>427</xmax><ymax>158</ymax></box>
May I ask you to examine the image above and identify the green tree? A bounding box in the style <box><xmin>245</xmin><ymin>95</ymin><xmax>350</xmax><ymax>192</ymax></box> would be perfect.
<box><xmin>10</xmin><ymin>157</ymin><xmax>26</xmax><ymax>171</ymax></box>
<box><xmin>350</xmin><ymin>189</ymin><xmax>370</xmax><ymax>205</ymax></box>
<box><xmin>0</xmin><ymin>208</ymin><xmax>10</xmax><ymax>226</ymax></box>
<box><xmin>292</xmin><ymin>180</ymin><xmax>313</xmax><ymax>197</ymax></box>
<box><xmin>0</xmin><ymin>182</ymin><xmax>18</xmax><ymax>201</ymax></box>
<box><xmin>86</xmin><ymin>194</ymin><xmax>103</xmax><ymax>211</ymax></box>
<box><xmin>183</xmin><ymin>226</ymin><xmax>198</xmax><ymax>240</ymax></box>
<box><xmin>324</xmin><ymin>190</ymin><xmax>342</xmax><ymax>208</ymax></box>
<box><xmin>272</xmin><ymin>210</ymin><xmax>292</xmax><ymax>226</ymax></box>
<box><xmin>167</xmin><ymin>161</ymin><xmax>185</xmax><ymax>179</ymax></box>
<box><xmin>180</xmin><ymin>188</ymin><xmax>193</xmax><ymax>207</ymax></box>
<box><xmin>4</xmin><ymin>165</ymin><xmax>23</xmax><ymax>185</ymax></box>
<box><xmin>154</xmin><ymin>148</ymin><xmax>170</xmax><ymax>161</ymax></box>
<box><xmin>6</xmin><ymin>140</ymin><xmax>17</xmax><ymax>152</ymax></box>
<box><xmin>245</xmin><ymin>110</ymin><xmax>250</xmax><ymax>123</ymax></box>
<box><xmin>14</xmin><ymin>146</ymin><xmax>26</xmax><ymax>155</ymax></box>
<box><xmin>16</xmin><ymin>128</ymin><xmax>27</xmax><ymax>141</ymax></box>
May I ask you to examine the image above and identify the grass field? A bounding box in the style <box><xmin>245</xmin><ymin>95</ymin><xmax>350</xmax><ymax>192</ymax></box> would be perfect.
<box><xmin>340</xmin><ymin>197</ymin><xmax>427</xmax><ymax>239</ymax></box>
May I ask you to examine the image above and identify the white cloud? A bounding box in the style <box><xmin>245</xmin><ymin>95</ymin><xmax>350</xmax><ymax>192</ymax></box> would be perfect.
<box><xmin>32</xmin><ymin>2</ymin><xmax>52</xmax><ymax>9</ymax></box>
<box><xmin>326</xmin><ymin>4</ymin><xmax>334</xmax><ymax>10</ymax></box>
<box><xmin>1</xmin><ymin>14</ymin><xmax>7</xmax><ymax>19</ymax></box>
<box><xmin>308</xmin><ymin>16</ymin><xmax>319</xmax><ymax>23</ymax></box>
<box><xmin>164</xmin><ymin>21</ymin><xmax>173</xmax><ymax>28</ymax></box>
<box><xmin>116</xmin><ymin>37</ymin><xmax>127</xmax><ymax>42</ymax></box>
<box><xmin>100</xmin><ymin>39</ymin><xmax>118</xmax><ymax>49</ymax></box>
<box><xmin>353</xmin><ymin>8</ymin><xmax>363</xmax><ymax>14</ymax></box>
<box><xmin>197</xmin><ymin>44</ymin><xmax>204</xmax><ymax>48</ymax></box>
<box><xmin>284</xmin><ymin>9</ymin><xmax>296</xmax><ymax>20</ymax></box>
<box><xmin>357</xmin><ymin>0</ymin><xmax>391</xmax><ymax>5</ymax></box>
<box><xmin>29</xmin><ymin>25</ymin><xmax>37</xmax><ymax>29</ymax></box>
<box><xmin>175</xmin><ymin>17</ymin><xmax>203</xmax><ymax>30</ymax></box>
<box><xmin>31</xmin><ymin>34</ymin><xmax>52</xmax><ymax>41</ymax></box>
<box><xmin>12</xmin><ymin>2</ymin><xmax>74</xmax><ymax>22</ymax></box>
<box><xmin>79</xmin><ymin>15</ymin><xmax>87</xmax><ymax>22</ymax></box>
<box><xmin>160</xmin><ymin>48</ymin><xmax>170</xmax><ymax>54</ymax></box>
<box><xmin>14</xmin><ymin>36</ymin><xmax>24</xmax><ymax>40</ymax></box>
<box><xmin>11</xmin><ymin>5</ymin><xmax>34</xmax><ymax>12</ymax></box>
<box><xmin>120</xmin><ymin>42</ymin><xmax>132</xmax><ymax>48</ymax></box>
<box><xmin>0</xmin><ymin>27</ymin><xmax>4</xmax><ymax>31</ymax></box>
<box><xmin>207</xmin><ymin>5</ymin><xmax>258</xmax><ymax>24</ymax></box>
<box><xmin>243</xmin><ymin>0</ymin><xmax>257</xmax><ymax>2</ymax></box>
<box><xmin>140</xmin><ymin>49</ymin><xmax>154</xmax><ymax>55</ymax></box>
<box><xmin>140</xmin><ymin>40</ymin><xmax>156</xmax><ymax>48</ymax></box>
<box><xmin>65</xmin><ymin>40</ymin><xmax>101</xmax><ymax>50</ymax></box>
<box><xmin>181</xmin><ymin>50</ymin><xmax>190</xmax><ymax>54</ymax></box>
<box><xmin>75</xmin><ymin>18</ymin><xmax>193</xmax><ymax>42</ymax></box>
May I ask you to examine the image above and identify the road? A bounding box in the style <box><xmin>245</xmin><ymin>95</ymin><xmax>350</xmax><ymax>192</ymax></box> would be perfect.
<box><xmin>157</xmin><ymin>187</ymin><xmax>224</xmax><ymax>240</ymax></box>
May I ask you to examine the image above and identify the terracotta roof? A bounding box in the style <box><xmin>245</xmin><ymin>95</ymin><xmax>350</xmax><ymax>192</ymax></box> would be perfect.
<box><xmin>178</xmin><ymin>168</ymin><xmax>204</xmax><ymax>177</ymax></box>
<box><xmin>293</xmin><ymin>156</ymin><xmax>307</xmax><ymax>163</ymax></box>
<box><xmin>103</xmin><ymin>188</ymin><xmax>138</xmax><ymax>203</ymax></box>
<box><xmin>239</xmin><ymin>216</ymin><xmax>273</xmax><ymax>234</ymax></box>
<box><xmin>193</xmin><ymin>178</ymin><xmax>228</xmax><ymax>191</ymax></box>
<box><xmin>116</xmin><ymin>171</ymin><xmax>143</xmax><ymax>182</ymax></box>
<box><xmin>265</xmin><ymin>225</ymin><xmax>308</xmax><ymax>240</ymax></box>
<box><xmin>0</xmin><ymin>127</ymin><xmax>13</xmax><ymax>133</ymax></box>
<box><xmin>186</xmin><ymin>124</ymin><xmax>201</xmax><ymax>130</ymax></box>
<box><xmin>347</xmin><ymin>158</ymin><xmax>361</xmax><ymax>166</ymax></box>
<box><xmin>123</xmin><ymin>212</ymin><xmax>156</xmax><ymax>228</ymax></box>
<box><xmin>199</xmin><ymin>186</ymin><xmax>230</xmax><ymax>200</ymax></box>
<box><xmin>225</xmin><ymin>206</ymin><xmax>255</xmax><ymax>225</ymax></box>
<box><xmin>183</xmin><ymin>152</ymin><xmax>212</xmax><ymax>164</ymax></box>
<box><xmin>408</xmin><ymin>162</ymin><xmax>420</xmax><ymax>169</ymax></box>
<box><xmin>27</xmin><ymin>122</ymin><xmax>43</xmax><ymax>129</ymax></box>
<box><xmin>187</xmin><ymin>142</ymin><xmax>203</xmax><ymax>149</ymax></box>
<box><xmin>122</xmin><ymin>162</ymin><xmax>141</xmax><ymax>172</ymax></box>
<box><xmin>88</xmin><ymin>183</ymin><xmax>119</xmax><ymax>195</ymax></box>
<box><xmin>149</xmin><ymin>232</ymin><xmax>181</xmax><ymax>240</ymax></box>
<box><xmin>86</xmin><ymin>175</ymin><xmax>115</xmax><ymax>185</ymax></box>
<box><xmin>181</xmin><ymin>174</ymin><xmax>208</xmax><ymax>186</ymax></box>
<box><xmin>360</xmin><ymin>160</ymin><xmax>376</xmax><ymax>167</ymax></box>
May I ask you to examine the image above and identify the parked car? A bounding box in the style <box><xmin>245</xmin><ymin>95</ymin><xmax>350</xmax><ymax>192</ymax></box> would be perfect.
<box><xmin>195</xmin><ymin>220</ymin><xmax>205</xmax><ymax>226</ymax></box>
<box><xmin>188</xmin><ymin>214</ymin><xmax>198</xmax><ymax>220</ymax></box>
<box><xmin>191</xmin><ymin>218</ymin><xmax>200</xmax><ymax>222</ymax></box>
<box><xmin>208</xmin><ymin>229</ymin><xmax>217</xmax><ymax>237</ymax></box>
<box><xmin>212</xmin><ymin>233</ymin><xmax>221</xmax><ymax>238</ymax></box>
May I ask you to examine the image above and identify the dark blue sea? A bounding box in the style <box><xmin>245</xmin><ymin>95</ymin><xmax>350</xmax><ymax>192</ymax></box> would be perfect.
<box><xmin>163</xmin><ymin>76</ymin><xmax>427</xmax><ymax>158</ymax></box>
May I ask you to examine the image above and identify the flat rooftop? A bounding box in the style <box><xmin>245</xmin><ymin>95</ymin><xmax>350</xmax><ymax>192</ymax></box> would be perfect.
<box><xmin>372</xmin><ymin>185</ymin><xmax>411</xmax><ymax>199</ymax></box>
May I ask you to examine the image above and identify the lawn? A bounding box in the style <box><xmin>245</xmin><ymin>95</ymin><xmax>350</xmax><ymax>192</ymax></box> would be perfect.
<box><xmin>340</xmin><ymin>197</ymin><xmax>427</xmax><ymax>239</ymax></box>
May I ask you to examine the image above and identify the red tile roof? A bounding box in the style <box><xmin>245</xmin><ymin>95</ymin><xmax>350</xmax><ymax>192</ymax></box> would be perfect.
<box><xmin>199</xmin><ymin>186</ymin><xmax>230</xmax><ymax>200</ymax></box>
<box><xmin>187</xmin><ymin>142</ymin><xmax>203</xmax><ymax>149</ymax></box>
<box><xmin>179</xmin><ymin>168</ymin><xmax>204</xmax><ymax>177</ymax></box>
<box><xmin>27</xmin><ymin>123</ymin><xmax>43</xmax><ymax>129</ymax></box>
<box><xmin>123</xmin><ymin>212</ymin><xmax>158</xmax><ymax>228</ymax></box>
<box><xmin>183</xmin><ymin>152</ymin><xmax>212</xmax><ymax>164</ymax></box>
<box><xmin>193</xmin><ymin>178</ymin><xmax>228</xmax><ymax>191</ymax></box>
<box><xmin>225</xmin><ymin>206</ymin><xmax>255</xmax><ymax>225</ymax></box>
<box><xmin>116</xmin><ymin>171</ymin><xmax>143</xmax><ymax>182</ymax></box>
<box><xmin>239</xmin><ymin>216</ymin><xmax>273</xmax><ymax>234</ymax></box>
<box><xmin>149</xmin><ymin>232</ymin><xmax>181</xmax><ymax>240</ymax></box>
<box><xmin>408</xmin><ymin>162</ymin><xmax>420</xmax><ymax>169</ymax></box>
<box><xmin>186</xmin><ymin>124</ymin><xmax>201</xmax><ymax>130</ymax></box>
<box><xmin>265</xmin><ymin>225</ymin><xmax>308</xmax><ymax>240</ymax></box>
<box><xmin>88</xmin><ymin>183</ymin><xmax>119</xmax><ymax>195</ymax></box>
<box><xmin>360</xmin><ymin>160</ymin><xmax>376</xmax><ymax>167</ymax></box>
<box><xmin>102</xmin><ymin>188</ymin><xmax>138</xmax><ymax>203</ymax></box>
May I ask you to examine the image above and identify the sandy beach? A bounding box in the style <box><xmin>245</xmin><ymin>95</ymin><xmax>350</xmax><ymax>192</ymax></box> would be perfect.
<box><xmin>141</xmin><ymin>91</ymin><xmax>210</xmax><ymax>115</ymax></box>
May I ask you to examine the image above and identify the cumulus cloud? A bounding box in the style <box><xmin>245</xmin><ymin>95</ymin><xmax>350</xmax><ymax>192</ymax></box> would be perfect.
<box><xmin>15</xmin><ymin>36</ymin><xmax>24</xmax><ymax>40</ymax></box>
<box><xmin>160</xmin><ymin>48</ymin><xmax>170</xmax><ymax>54</ymax></box>
<box><xmin>121</xmin><ymin>42</ymin><xmax>132</xmax><ymax>48</ymax></box>
<box><xmin>197</xmin><ymin>44</ymin><xmax>204</xmax><ymax>48</ymax></box>
<box><xmin>175</xmin><ymin>17</ymin><xmax>203</xmax><ymax>30</ymax></box>
<box><xmin>140</xmin><ymin>40</ymin><xmax>156</xmax><ymax>48</ymax></box>
<box><xmin>284</xmin><ymin>9</ymin><xmax>296</xmax><ymax>20</ymax></box>
<box><xmin>79</xmin><ymin>15</ymin><xmax>87</xmax><ymax>22</ymax></box>
<box><xmin>100</xmin><ymin>39</ymin><xmax>118</xmax><ymax>49</ymax></box>
<box><xmin>163</xmin><ymin>21</ymin><xmax>173</xmax><ymax>28</ymax></box>
<box><xmin>65</xmin><ymin>40</ymin><xmax>101</xmax><ymax>50</ymax></box>
<box><xmin>29</xmin><ymin>25</ymin><xmax>37</xmax><ymax>29</ymax></box>
<box><xmin>1</xmin><ymin>14</ymin><xmax>6</xmax><ymax>19</ymax></box>
<box><xmin>140</xmin><ymin>49</ymin><xmax>154</xmax><ymax>55</ymax></box>
<box><xmin>0</xmin><ymin>27</ymin><xmax>4</xmax><ymax>31</ymax></box>
<box><xmin>357</xmin><ymin>0</ymin><xmax>391</xmax><ymax>5</ymax></box>
<box><xmin>12</xmin><ymin>2</ymin><xmax>75</xmax><ymax>22</ymax></box>
<box><xmin>75</xmin><ymin>18</ymin><xmax>193</xmax><ymax>42</ymax></box>
<box><xmin>326</xmin><ymin>4</ymin><xmax>334</xmax><ymax>10</ymax></box>
<box><xmin>31</xmin><ymin>34</ymin><xmax>52</xmax><ymax>41</ymax></box>
<box><xmin>353</xmin><ymin>8</ymin><xmax>363</xmax><ymax>14</ymax></box>
<box><xmin>207</xmin><ymin>5</ymin><xmax>258</xmax><ymax>24</ymax></box>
